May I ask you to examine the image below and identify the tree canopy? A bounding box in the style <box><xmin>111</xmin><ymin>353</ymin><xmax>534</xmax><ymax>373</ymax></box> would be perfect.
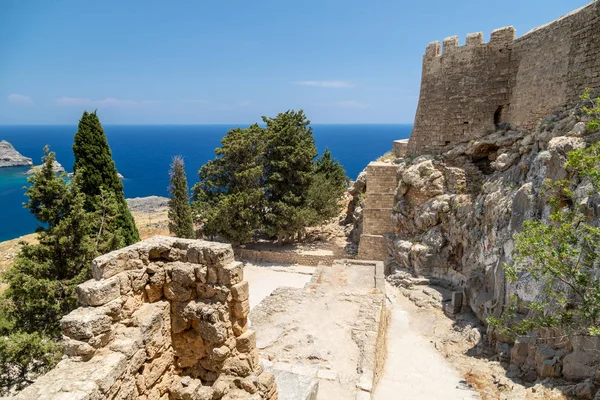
<box><xmin>192</xmin><ymin>111</ymin><xmax>347</xmax><ymax>244</ymax></box>
<box><xmin>73</xmin><ymin>110</ymin><xmax>139</xmax><ymax>246</ymax></box>
<box><xmin>168</xmin><ymin>156</ymin><xmax>195</xmax><ymax>239</ymax></box>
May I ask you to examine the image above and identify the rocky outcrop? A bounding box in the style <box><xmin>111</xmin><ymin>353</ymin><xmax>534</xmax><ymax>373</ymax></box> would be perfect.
<box><xmin>0</xmin><ymin>141</ymin><xmax>32</xmax><ymax>167</ymax></box>
<box><xmin>379</xmin><ymin>105</ymin><xmax>600</xmax><ymax>392</ymax></box>
<box><xmin>126</xmin><ymin>196</ymin><xmax>169</xmax><ymax>214</ymax></box>
<box><xmin>25</xmin><ymin>160</ymin><xmax>65</xmax><ymax>175</ymax></box>
<box><xmin>15</xmin><ymin>236</ymin><xmax>277</xmax><ymax>400</ymax></box>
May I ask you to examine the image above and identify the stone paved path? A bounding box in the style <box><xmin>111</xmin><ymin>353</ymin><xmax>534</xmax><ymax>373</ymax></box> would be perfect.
<box><xmin>373</xmin><ymin>300</ymin><xmax>481</xmax><ymax>400</ymax></box>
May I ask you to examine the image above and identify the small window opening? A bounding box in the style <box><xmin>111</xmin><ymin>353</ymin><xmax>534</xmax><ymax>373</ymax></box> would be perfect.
<box><xmin>494</xmin><ymin>105</ymin><xmax>504</xmax><ymax>127</ymax></box>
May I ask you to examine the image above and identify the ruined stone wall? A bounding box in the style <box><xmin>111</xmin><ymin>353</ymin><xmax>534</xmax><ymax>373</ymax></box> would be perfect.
<box><xmin>408</xmin><ymin>1</ymin><xmax>600</xmax><ymax>155</ymax></box>
<box><xmin>16</xmin><ymin>236</ymin><xmax>277</xmax><ymax>400</ymax></box>
<box><xmin>233</xmin><ymin>248</ymin><xmax>334</xmax><ymax>267</ymax></box>
<box><xmin>358</xmin><ymin>162</ymin><xmax>399</xmax><ymax>261</ymax></box>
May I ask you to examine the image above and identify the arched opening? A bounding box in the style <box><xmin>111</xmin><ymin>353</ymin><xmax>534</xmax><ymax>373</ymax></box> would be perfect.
<box><xmin>494</xmin><ymin>105</ymin><xmax>504</xmax><ymax>127</ymax></box>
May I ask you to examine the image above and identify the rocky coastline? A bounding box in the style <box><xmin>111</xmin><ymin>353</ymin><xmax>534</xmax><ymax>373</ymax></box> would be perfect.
<box><xmin>0</xmin><ymin>141</ymin><xmax>32</xmax><ymax>168</ymax></box>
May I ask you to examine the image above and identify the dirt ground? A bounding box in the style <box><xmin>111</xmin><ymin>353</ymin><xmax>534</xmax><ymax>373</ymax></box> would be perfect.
<box><xmin>390</xmin><ymin>281</ymin><xmax>569</xmax><ymax>400</ymax></box>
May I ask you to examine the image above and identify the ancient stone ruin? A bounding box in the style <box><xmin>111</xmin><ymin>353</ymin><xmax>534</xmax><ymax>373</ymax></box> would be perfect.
<box><xmin>409</xmin><ymin>1</ymin><xmax>600</xmax><ymax>154</ymax></box>
<box><xmin>15</xmin><ymin>236</ymin><xmax>277</xmax><ymax>400</ymax></box>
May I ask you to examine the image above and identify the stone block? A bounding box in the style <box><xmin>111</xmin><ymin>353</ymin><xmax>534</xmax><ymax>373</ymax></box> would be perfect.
<box><xmin>232</xmin><ymin>299</ymin><xmax>250</xmax><ymax>319</ymax></box>
<box><xmin>164</xmin><ymin>281</ymin><xmax>193</xmax><ymax>302</ymax></box>
<box><xmin>232</xmin><ymin>317</ymin><xmax>248</xmax><ymax>337</ymax></box>
<box><xmin>194</xmin><ymin>320</ymin><xmax>228</xmax><ymax>343</ymax></box>
<box><xmin>61</xmin><ymin>307</ymin><xmax>112</xmax><ymax>341</ymax></box>
<box><xmin>231</xmin><ymin>281</ymin><xmax>249</xmax><ymax>302</ymax></box>
<box><xmin>236</xmin><ymin>329</ymin><xmax>257</xmax><ymax>353</ymax></box>
<box><xmin>62</xmin><ymin>337</ymin><xmax>96</xmax><ymax>360</ymax></box>
<box><xmin>170</xmin><ymin>262</ymin><xmax>197</xmax><ymax>286</ymax></box>
<box><xmin>218</xmin><ymin>262</ymin><xmax>244</xmax><ymax>286</ymax></box>
<box><xmin>77</xmin><ymin>276</ymin><xmax>121</xmax><ymax>306</ymax></box>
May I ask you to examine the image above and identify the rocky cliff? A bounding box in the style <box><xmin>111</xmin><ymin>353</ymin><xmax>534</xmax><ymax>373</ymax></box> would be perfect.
<box><xmin>0</xmin><ymin>141</ymin><xmax>32</xmax><ymax>168</ymax></box>
<box><xmin>352</xmin><ymin>103</ymin><xmax>600</xmax><ymax>396</ymax></box>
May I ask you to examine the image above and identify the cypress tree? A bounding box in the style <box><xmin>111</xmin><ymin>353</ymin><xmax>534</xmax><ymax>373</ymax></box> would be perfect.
<box><xmin>262</xmin><ymin>110</ymin><xmax>317</xmax><ymax>242</ymax></box>
<box><xmin>168</xmin><ymin>156</ymin><xmax>195</xmax><ymax>238</ymax></box>
<box><xmin>73</xmin><ymin>110</ymin><xmax>139</xmax><ymax>245</ymax></box>
<box><xmin>0</xmin><ymin>148</ymin><xmax>126</xmax><ymax>393</ymax></box>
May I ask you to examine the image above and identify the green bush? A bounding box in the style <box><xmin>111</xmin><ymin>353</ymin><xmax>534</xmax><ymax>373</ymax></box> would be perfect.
<box><xmin>488</xmin><ymin>141</ymin><xmax>600</xmax><ymax>338</ymax></box>
<box><xmin>581</xmin><ymin>87</ymin><xmax>600</xmax><ymax>133</ymax></box>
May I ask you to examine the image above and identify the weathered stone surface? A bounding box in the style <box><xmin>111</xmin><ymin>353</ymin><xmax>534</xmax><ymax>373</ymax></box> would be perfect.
<box><xmin>218</xmin><ymin>261</ymin><xmax>244</xmax><ymax>286</ymax></box>
<box><xmin>408</xmin><ymin>1</ymin><xmax>600</xmax><ymax>155</ymax></box>
<box><xmin>22</xmin><ymin>238</ymin><xmax>272</xmax><ymax>400</ymax></box>
<box><xmin>61</xmin><ymin>307</ymin><xmax>112</xmax><ymax>341</ymax></box>
<box><xmin>236</xmin><ymin>330</ymin><xmax>257</xmax><ymax>353</ymax></box>
<box><xmin>269</xmin><ymin>370</ymin><xmax>318</xmax><ymax>400</ymax></box>
<box><xmin>77</xmin><ymin>276</ymin><xmax>121</xmax><ymax>306</ymax></box>
<box><xmin>231</xmin><ymin>281</ymin><xmax>250</xmax><ymax>302</ymax></box>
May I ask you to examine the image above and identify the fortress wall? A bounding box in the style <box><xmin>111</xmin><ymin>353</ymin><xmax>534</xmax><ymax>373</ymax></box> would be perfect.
<box><xmin>408</xmin><ymin>1</ymin><xmax>600</xmax><ymax>155</ymax></box>
<box><xmin>16</xmin><ymin>237</ymin><xmax>277</xmax><ymax>400</ymax></box>
<box><xmin>407</xmin><ymin>28</ymin><xmax>516</xmax><ymax>154</ymax></box>
<box><xmin>511</xmin><ymin>2</ymin><xmax>600</xmax><ymax>130</ymax></box>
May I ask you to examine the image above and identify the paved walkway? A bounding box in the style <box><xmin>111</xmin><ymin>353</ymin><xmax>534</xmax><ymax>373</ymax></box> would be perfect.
<box><xmin>373</xmin><ymin>299</ymin><xmax>480</xmax><ymax>400</ymax></box>
<box><xmin>242</xmin><ymin>262</ymin><xmax>314</xmax><ymax>310</ymax></box>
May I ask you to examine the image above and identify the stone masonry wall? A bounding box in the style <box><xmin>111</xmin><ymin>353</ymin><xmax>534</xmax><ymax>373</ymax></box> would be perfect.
<box><xmin>358</xmin><ymin>162</ymin><xmax>399</xmax><ymax>261</ymax></box>
<box><xmin>233</xmin><ymin>248</ymin><xmax>334</xmax><ymax>267</ymax></box>
<box><xmin>15</xmin><ymin>236</ymin><xmax>277</xmax><ymax>400</ymax></box>
<box><xmin>408</xmin><ymin>1</ymin><xmax>600</xmax><ymax>155</ymax></box>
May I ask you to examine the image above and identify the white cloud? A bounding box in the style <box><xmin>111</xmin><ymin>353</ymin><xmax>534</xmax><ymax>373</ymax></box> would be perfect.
<box><xmin>7</xmin><ymin>94</ymin><xmax>33</xmax><ymax>104</ymax></box>
<box><xmin>237</xmin><ymin>100</ymin><xmax>252</xmax><ymax>107</ymax></box>
<box><xmin>55</xmin><ymin>97</ymin><xmax>159</xmax><ymax>107</ymax></box>
<box><xmin>316</xmin><ymin>100</ymin><xmax>370</xmax><ymax>109</ymax></box>
<box><xmin>295</xmin><ymin>80</ymin><xmax>354</xmax><ymax>88</ymax></box>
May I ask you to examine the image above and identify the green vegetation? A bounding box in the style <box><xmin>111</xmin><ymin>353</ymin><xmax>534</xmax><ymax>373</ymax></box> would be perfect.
<box><xmin>193</xmin><ymin>124</ymin><xmax>265</xmax><ymax>244</ymax></box>
<box><xmin>168</xmin><ymin>156</ymin><xmax>195</xmax><ymax>239</ymax></box>
<box><xmin>262</xmin><ymin>111</ymin><xmax>318</xmax><ymax>242</ymax></box>
<box><xmin>488</xmin><ymin>141</ymin><xmax>600</xmax><ymax>338</ymax></box>
<box><xmin>0</xmin><ymin>112</ymin><xmax>139</xmax><ymax>394</ymax></box>
<box><xmin>581</xmin><ymin>87</ymin><xmax>600</xmax><ymax>132</ymax></box>
<box><xmin>193</xmin><ymin>110</ymin><xmax>347</xmax><ymax>244</ymax></box>
<box><xmin>73</xmin><ymin>110</ymin><xmax>140</xmax><ymax>246</ymax></box>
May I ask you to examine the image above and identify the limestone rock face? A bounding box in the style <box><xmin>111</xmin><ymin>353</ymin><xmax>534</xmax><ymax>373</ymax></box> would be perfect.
<box><xmin>383</xmin><ymin>108</ymin><xmax>600</xmax><ymax>388</ymax></box>
<box><xmin>0</xmin><ymin>140</ymin><xmax>32</xmax><ymax>167</ymax></box>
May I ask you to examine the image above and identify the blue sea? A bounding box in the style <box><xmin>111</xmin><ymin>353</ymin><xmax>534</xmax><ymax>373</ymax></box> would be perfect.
<box><xmin>0</xmin><ymin>124</ymin><xmax>411</xmax><ymax>241</ymax></box>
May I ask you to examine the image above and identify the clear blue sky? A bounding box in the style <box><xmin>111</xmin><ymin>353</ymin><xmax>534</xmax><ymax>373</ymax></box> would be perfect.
<box><xmin>0</xmin><ymin>0</ymin><xmax>591</xmax><ymax>124</ymax></box>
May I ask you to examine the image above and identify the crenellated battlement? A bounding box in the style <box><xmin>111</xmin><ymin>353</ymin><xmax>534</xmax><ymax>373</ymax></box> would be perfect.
<box><xmin>409</xmin><ymin>1</ymin><xmax>600</xmax><ymax>155</ymax></box>
<box><xmin>425</xmin><ymin>26</ymin><xmax>516</xmax><ymax>58</ymax></box>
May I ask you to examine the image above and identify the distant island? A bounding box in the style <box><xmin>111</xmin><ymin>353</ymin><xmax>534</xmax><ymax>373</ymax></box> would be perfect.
<box><xmin>0</xmin><ymin>141</ymin><xmax>33</xmax><ymax>168</ymax></box>
<box><xmin>25</xmin><ymin>160</ymin><xmax>65</xmax><ymax>175</ymax></box>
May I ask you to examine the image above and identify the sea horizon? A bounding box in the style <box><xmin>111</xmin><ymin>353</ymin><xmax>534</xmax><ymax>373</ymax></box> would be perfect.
<box><xmin>0</xmin><ymin>123</ymin><xmax>412</xmax><ymax>241</ymax></box>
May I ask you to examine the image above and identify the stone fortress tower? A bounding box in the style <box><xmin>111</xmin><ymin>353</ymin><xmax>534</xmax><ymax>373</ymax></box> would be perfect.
<box><xmin>408</xmin><ymin>1</ymin><xmax>600</xmax><ymax>155</ymax></box>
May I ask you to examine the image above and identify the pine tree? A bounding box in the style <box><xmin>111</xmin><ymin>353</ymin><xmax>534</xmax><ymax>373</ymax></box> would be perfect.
<box><xmin>5</xmin><ymin>168</ymin><xmax>95</xmax><ymax>336</ymax></box>
<box><xmin>306</xmin><ymin>149</ymin><xmax>348</xmax><ymax>225</ymax></box>
<box><xmin>262</xmin><ymin>110</ymin><xmax>317</xmax><ymax>242</ymax></box>
<box><xmin>168</xmin><ymin>156</ymin><xmax>195</xmax><ymax>238</ymax></box>
<box><xmin>0</xmin><ymin>144</ymin><xmax>135</xmax><ymax>393</ymax></box>
<box><xmin>192</xmin><ymin>124</ymin><xmax>265</xmax><ymax>244</ymax></box>
<box><xmin>24</xmin><ymin>147</ymin><xmax>68</xmax><ymax>230</ymax></box>
<box><xmin>73</xmin><ymin>110</ymin><xmax>139</xmax><ymax>246</ymax></box>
